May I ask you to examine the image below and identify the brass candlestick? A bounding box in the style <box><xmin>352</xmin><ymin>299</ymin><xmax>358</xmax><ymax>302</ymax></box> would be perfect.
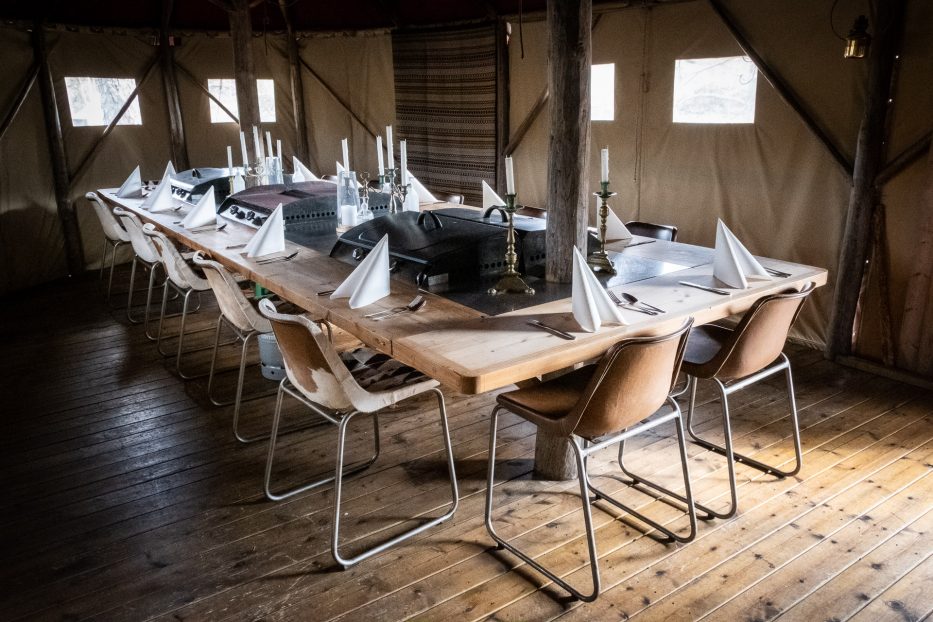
<box><xmin>488</xmin><ymin>194</ymin><xmax>535</xmax><ymax>295</ymax></box>
<box><xmin>385</xmin><ymin>168</ymin><xmax>400</xmax><ymax>213</ymax></box>
<box><xmin>587</xmin><ymin>181</ymin><xmax>617</xmax><ymax>274</ymax></box>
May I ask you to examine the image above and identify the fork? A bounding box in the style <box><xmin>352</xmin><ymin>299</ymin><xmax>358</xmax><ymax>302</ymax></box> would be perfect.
<box><xmin>607</xmin><ymin>290</ymin><xmax>657</xmax><ymax>315</ymax></box>
<box><xmin>364</xmin><ymin>295</ymin><xmax>425</xmax><ymax>320</ymax></box>
<box><xmin>255</xmin><ymin>251</ymin><xmax>298</xmax><ymax>264</ymax></box>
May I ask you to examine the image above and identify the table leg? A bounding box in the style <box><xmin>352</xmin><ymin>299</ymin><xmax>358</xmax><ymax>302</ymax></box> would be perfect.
<box><xmin>534</xmin><ymin>430</ymin><xmax>577</xmax><ymax>480</ymax></box>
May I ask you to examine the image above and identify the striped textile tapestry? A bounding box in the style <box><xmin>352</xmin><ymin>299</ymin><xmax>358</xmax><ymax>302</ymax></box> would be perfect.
<box><xmin>393</xmin><ymin>24</ymin><xmax>498</xmax><ymax>207</ymax></box>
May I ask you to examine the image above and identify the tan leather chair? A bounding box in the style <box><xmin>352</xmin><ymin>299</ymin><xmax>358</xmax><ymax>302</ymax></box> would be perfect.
<box><xmin>86</xmin><ymin>192</ymin><xmax>130</xmax><ymax>306</ymax></box>
<box><xmin>625</xmin><ymin>220</ymin><xmax>678</xmax><ymax>242</ymax></box>
<box><xmin>485</xmin><ymin>320</ymin><xmax>700</xmax><ymax>602</ymax></box>
<box><xmin>193</xmin><ymin>252</ymin><xmax>276</xmax><ymax>443</ymax></box>
<box><xmin>258</xmin><ymin>299</ymin><xmax>459</xmax><ymax>569</ymax></box>
<box><xmin>112</xmin><ymin>207</ymin><xmax>165</xmax><ymax>327</ymax></box>
<box><xmin>143</xmin><ymin>224</ymin><xmax>218</xmax><ymax>377</ymax></box>
<box><xmin>682</xmin><ymin>283</ymin><xmax>815</xmax><ymax>519</ymax></box>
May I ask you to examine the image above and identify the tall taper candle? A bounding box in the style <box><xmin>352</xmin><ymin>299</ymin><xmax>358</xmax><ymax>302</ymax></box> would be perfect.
<box><xmin>265</xmin><ymin>132</ymin><xmax>274</xmax><ymax>160</ymax></box>
<box><xmin>386</xmin><ymin>126</ymin><xmax>394</xmax><ymax>167</ymax></box>
<box><xmin>227</xmin><ymin>146</ymin><xmax>233</xmax><ymax>173</ymax></box>
<box><xmin>276</xmin><ymin>139</ymin><xmax>282</xmax><ymax>163</ymax></box>
<box><xmin>600</xmin><ymin>147</ymin><xmax>609</xmax><ymax>183</ymax></box>
<box><xmin>376</xmin><ymin>136</ymin><xmax>385</xmax><ymax>176</ymax></box>
<box><xmin>505</xmin><ymin>155</ymin><xmax>515</xmax><ymax>194</ymax></box>
<box><xmin>239</xmin><ymin>131</ymin><xmax>248</xmax><ymax>167</ymax></box>
<box><xmin>341</xmin><ymin>138</ymin><xmax>350</xmax><ymax>172</ymax></box>
<box><xmin>400</xmin><ymin>140</ymin><xmax>408</xmax><ymax>186</ymax></box>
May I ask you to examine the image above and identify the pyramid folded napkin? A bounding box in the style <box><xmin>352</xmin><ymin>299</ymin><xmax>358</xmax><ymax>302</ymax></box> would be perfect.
<box><xmin>231</xmin><ymin>174</ymin><xmax>246</xmax><ymax>194</ymax></box>
<box><xmin>162</xmin><ymin>161</ymin><xmax>176</xmax><ymax>179</ymax></box>
<box><xmin>713</xmin><ymin>219</ymin><xmax>772</xmax><ymax>288</ymax></box>
<box><xmin>407</xmin><ymin>171</ymin><xmax>437</xmax><ymax>203</ymax></box>
<box><xmin>244</xmin><ymin>204</ymin><xmax>286</xmax><ymax>258</ymax></box>
<box><xmin>482</xmin><ymin>180</ymin><xmax>505</xmax><ymax>209</ymax></box>
<box><xmin>181</xmin><ymin>191</ymin><xmax>216</xmax><ymax>229</ymax></box>
<box><xmin>330</xmin><ymin>234</ymin><xmax>391</xmax><ymax>309</ymax></box>
<box><xmin>292</xmin><ymin>157</ymin><xmax>319</xmax><ymax>182</ymax></box>
<box><xmin>116</xmin><ymin>166</ymin><xmax>143</xmax><ymax>198</ymax></box>
<box><xmin>141</xmin><ymin>169</ymin><xmax>176</xmax><ymax>212</ymax></box>
<box><xmin>572</xmin><ymin>246</ymin><xmax>627</xmax><ymax>332</ymax></box>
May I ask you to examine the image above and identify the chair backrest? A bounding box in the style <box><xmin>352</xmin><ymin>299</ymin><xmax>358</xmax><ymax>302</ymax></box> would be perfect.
<box><xmin>86</xmin><ymin>192</ymin><xmax>130</xmax><ymax>243</ymax></box>
<box><xmin>258</xmin><ymin>299</ymin><xmax>391</xmax><ymax>413</ymax></box>
<box><xmin>142</xmin><ymin>224</ymin><xmax>209</xmax><ymax>291</ymax></box>
<box><xmin>702</xmin><ymin>283</ymin><xmax>815</xmax><ymax>381</ymax></box>
<box><xmin>441</xmin><ymin>193</ymin><xmax>464</xmax><ymax>205</ymax></box>
<box><xmin>625</xmin><ymin>220</ymin><xmax>678</xmax><ymax>242</ymax></box>
<box><xmin>192</xmin><ymin>252</ymin><xmax>271</xmax><ymax>334</ymax></box>
<box><xmin>112</xmin><ymin>207</ymin><xmax>160</xmax><ymax>263</ymax></box>
<box><xmin>566</xmin><ymin>319</ymin><xmax>693</xmax><ymax>439</ymax></box>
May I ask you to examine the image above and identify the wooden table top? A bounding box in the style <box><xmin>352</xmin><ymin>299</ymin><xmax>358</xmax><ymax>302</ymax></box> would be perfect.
<box><xmin>101</xmin><ymin>189</ymin><xmax>828</xmax><ymax>394</ymax></box>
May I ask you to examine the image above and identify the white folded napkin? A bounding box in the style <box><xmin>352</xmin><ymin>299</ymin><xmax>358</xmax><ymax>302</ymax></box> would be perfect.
<box><xmin>231</xmin><ymin>174</ymin><xmax>246</xmax><ymax>194</ymax></box>
<box><xmin>572</xmin><ymin>246</ymin><xmax>627</xmax><ymax>332</ymax></box>
<box><xmin>292</xmin><ymin>157</ymin><xmax>319</xmax><ymax>182</ymax></box>
<box><xmin>403</xmin><ymin>189</ymin><xmax>420</xmax><ymax>212</ymax></box>
<box><xmin>603</xmin><ymin>203</ymin><xmax>632</xmax><ymax>241</ymax></box>
<box><xmin>181</xmin><ymin>191</ymin><xmax>216</xmax><ymax>228</ymax></box>
<box><xmin>482</xmin><ymin>180</ymin><xmax>505</xmax><ymax>209</ymax></box>
<box><xmin>713</xmin><ymin>219</ymin><xmax>772</xmax><ymax>288</ymax></box>
<box><xmin>116</xmin><ymin>166</ymin><xmax>143</xmax><ymax>198</ymax></box>
<box><xmin>407</xmin><ymin>171</ymin><xmax>437</xmax><ymax>203</ymax></box>
<box><xmin>141</xmin><ymin>169</ymin><xmax>176</xmax><ymax>212</ymax></box>
<box><xmin>330</xmin><ymin>234</ymin><xmax>391</xmax><ymax>309</ymax></box>
<box><xmin>163</xmin><ymin>161</ymin><xmax>176</xmax><ymax>179</ymax></box>
<box><xmin>244</xmin><ymin>204</ymin><xmax>286</xmax><ymax>258</ymax></box>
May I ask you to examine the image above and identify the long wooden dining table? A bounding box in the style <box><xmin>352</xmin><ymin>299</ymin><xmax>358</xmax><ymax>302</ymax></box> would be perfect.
<box><xmin>101</xmin><ymin>188</ymin><xmax>828</xmax><ymax>476</ymax></box>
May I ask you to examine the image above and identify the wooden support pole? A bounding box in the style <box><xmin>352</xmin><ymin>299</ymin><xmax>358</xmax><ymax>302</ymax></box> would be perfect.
<box><xmin>495</xmin><ymin>18</ymin><xmax>510</xmax><ymax>196</ymax></box>
<box><xmin>228</xmin><ymin>0</ymin><xmax>261</xmax><ymax>160</ymax></box>
<box><xmin>536</xmin><ymin>0</ymin><xmax>592</xmax><ymax>481</ymax></box>
<box><xmin>160</xmin><ymin>0</ymin><xmax>189</xmax><ymax>170</ymax></box>
<box><xmin>70</xmin><ymin>55</ymin><xmax>160</xmax><ymax>184</ymax></box>
<box><xmin>32</xmin><ymin>21</ymin><xmax>84</xmax><ymax>275</ymax></box>
<box><xmin>544</xmin><ymin>0</ymin><xmax>591</xmax><ymax>284</ymax></box>
<box><xmin>278</xmin><ymin>0</ymin><xmax>309</xmax><ymax>164</ymax></box>
<box><xmin>0</xmin><ymin>62</ymin><xmax>38</xmax><ymax>145</ymax></box>
<box><xmin>827</xmin><ymin>0</ymin><xmax>906</xmax><ymax>358</ymax></box>
<box><xmin>708</xmin><ymin>0</ymin><xmax>853</xmax><ymax>177</ymax></box>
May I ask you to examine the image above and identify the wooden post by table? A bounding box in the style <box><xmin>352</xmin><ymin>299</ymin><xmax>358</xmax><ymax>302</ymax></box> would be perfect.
<box><xmin>278</xmin><ymin>0</ymin><xmax>309</xmax><ymax>164</ymax></box>
<box><xmin>33</xmin><ymin>20</ymin><xmax>84</xmax><ymax>276</ymax></box>
<box><xmin>827</xmin><ymin>0</ymin><xmax>905</xmax><ymax>358</ymax></box>
<box><xmin>534</xmin><ymin>0</ymin><xmax>593</xmax><ymax>483</ymax></box>
<box><xmin>227</xmin><ymin>0</ymin><xmax>261</xmax><ymax>160</ymax></box>
<box><xmin>160</xmin><ymin>0</ymin><xmax>189</xmax><ymax>170</ymax></box>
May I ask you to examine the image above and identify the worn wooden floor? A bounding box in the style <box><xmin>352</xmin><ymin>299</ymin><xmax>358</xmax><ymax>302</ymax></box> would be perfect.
<box><xmin>1</xmin><ymin>271</ymin><xmax>931</xmax><ymax>622</ymax></box>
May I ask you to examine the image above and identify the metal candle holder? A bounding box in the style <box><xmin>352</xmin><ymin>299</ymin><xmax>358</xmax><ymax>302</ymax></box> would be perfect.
<box><xmin>384</xmin><ymin>167</ymin><xmax>400</xmax><ymax>213</ymax></box>
<box><xmin>488</xmin><ymin>194</ymin><xmax>535</xmax><ymax>296</ymax></box>
<box><xmin>587</xmin><ymin>181</ymin><xmax>617</xmax><ymax>274</ymax></box>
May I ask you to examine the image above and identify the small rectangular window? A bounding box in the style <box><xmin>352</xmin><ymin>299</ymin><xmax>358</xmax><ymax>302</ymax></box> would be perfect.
<box><xmin>591</xmin><ymin>63</ymin><xmax>615</xmax><ymax>121</ymax></box>
<box><xmin>208</xmin><ymin>79</ymin><xmax>276</xmax><ymax>123</ymax></box>
<box><xmin>64</xmin><ymin>77</ymin><xmax>142</xmax><ymax>127</ymax></box>
<box><xmin>673</xmin><ymin>56</ymin><xmax>758</xmax><ymax>124</ymax></box>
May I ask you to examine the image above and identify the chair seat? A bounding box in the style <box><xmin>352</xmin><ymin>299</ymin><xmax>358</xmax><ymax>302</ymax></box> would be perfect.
<box><xmin>682</xmin><ymin>324</ymin><xmax>733</xmax><ymax>378</ymax></box>
<box><xmin>340</xmin><ymin>348</ymin><xmax>430</xmax><ymax>392</ymax></box>
<box><xmin>496</xmin><ymin>365</ymin><xmax>595</xmax><ymax>433</ymax></box>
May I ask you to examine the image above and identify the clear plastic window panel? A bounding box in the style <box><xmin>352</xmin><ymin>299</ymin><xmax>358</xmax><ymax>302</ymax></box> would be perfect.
<box><xmin>64</xmin><ymin>77</ymin><xmax>142</xmax><ymax>127</ymax></box>
<box><xmin>591</xmin><ymin>63</ymin><xmax>615</xmax><ymax>121</ymax></box>
<box><xmin>673</xmin><ymin>56</ymin><xmax>758</xmax><ymax>124</ymax></box>
<box><xmin>208</xmin><ymin>78</ymin><xmax>276</xmax><ymax>123</ymax></box>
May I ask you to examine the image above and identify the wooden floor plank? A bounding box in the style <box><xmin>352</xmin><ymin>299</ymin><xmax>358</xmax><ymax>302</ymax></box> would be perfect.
<box><xmin>846</xmin><ymin>553</ymin><xmax>933</xmax><ymax>622</ymax></box>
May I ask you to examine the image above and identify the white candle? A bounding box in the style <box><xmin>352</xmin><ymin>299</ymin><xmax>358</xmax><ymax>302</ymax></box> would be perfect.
<box><xmin>341</xmin><ymin>138</ymin><xmax>350</xmax><ymax>172</ymax></box>
<box><xmin>400</xmin><ymin>140</ymin><xmax>408</xmax><ymax>186</ymax></box>
<box><xmin>239</xmin><ymin>131</ymin><xmax>248</xmax><ymax>167</ymax></box>
<box><xmin>227</xmin><ymin>146</ymin><xmax>233</xmax><ymax>172</ymax></box>
<box><xmin>253</xmin><ymin>126</ymin><xmax>262</xmax><ymax>160</ymax></box>
<box><xmin>600</xmin><ymin>147</ymin><xmax>609</xmax><ymax>183</ymax></box>
<box><xmin>276</xmin><ymin>139</ymin><xmax>282</xmax><ymax>163</ymax></box>
<box><xmin>386</xmin><ymin>125</ymin><xmax>394</xmax><ymax>168</ymax></box>
<box><xmin>376</xmin><ymin>136</ymin><xmax>385</xmax><ymax>177</ymax></box>
<box><xmin>505</xmin><ymin>156</ymin><xmax>515</xmax><ymax>195</ymax></box>
<box><xmin>265</xmin><ymin>132</ymin><xmax>273</xmax><ymax>160</ymax></box>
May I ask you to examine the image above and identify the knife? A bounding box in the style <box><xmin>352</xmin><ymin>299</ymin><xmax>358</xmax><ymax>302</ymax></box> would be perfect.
<box><xmin>528</xmin><ymin>320</ymin><xmax>576</xmax><ymax>340</ymax></box>
<box><xmin>678</xmin><ymin>281</ymin><xmax>731</xmax><ymax>296</ymax></box>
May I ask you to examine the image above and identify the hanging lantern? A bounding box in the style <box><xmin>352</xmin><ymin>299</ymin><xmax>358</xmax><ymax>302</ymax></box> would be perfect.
<box><xmin>844</xmin><ymin>15</ymin><xmax>871</xmax><ymax>59</ymax></box>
